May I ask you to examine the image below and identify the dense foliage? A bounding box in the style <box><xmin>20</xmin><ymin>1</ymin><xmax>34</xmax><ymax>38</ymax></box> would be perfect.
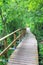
<box><xmin>0</xmin><ymin>0</ymin><xmax>43</xmax><ymax>65</ymax></box>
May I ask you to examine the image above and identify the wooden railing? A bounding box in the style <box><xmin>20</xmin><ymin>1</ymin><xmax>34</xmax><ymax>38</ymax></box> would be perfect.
<box><xmin>0</xmin><ymin>28</ymin><xmax>26</xmax><ymax>59</ymax></box>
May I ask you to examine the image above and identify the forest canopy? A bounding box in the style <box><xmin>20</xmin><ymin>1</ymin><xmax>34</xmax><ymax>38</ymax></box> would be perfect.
<box><xmin>0</xmin><ymin>0</ymin><xmax>43</xmax><ymax>39</ymax></box>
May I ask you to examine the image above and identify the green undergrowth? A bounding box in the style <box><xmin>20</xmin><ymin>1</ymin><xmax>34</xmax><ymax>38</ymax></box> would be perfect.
<box><xmin>0</xmin><ymin>42</ymin><xmax>19</xmax><ymax>65</ymax></box>
<box><xmin>0</xmin><ymin>49</ymin><xmax>14</xmax><ymax>65</ymax></box>
<box><xmin>38</xmin><ymin>43</ymin><xmax>43</xmax><ymax>65</ymax></box>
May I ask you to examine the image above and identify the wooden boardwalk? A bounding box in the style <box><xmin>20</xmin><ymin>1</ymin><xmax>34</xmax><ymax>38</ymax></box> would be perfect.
<box><xmin>7</xmin><ymin>28</ymin><xmax>39</xmax><ymax>65</ymax></box>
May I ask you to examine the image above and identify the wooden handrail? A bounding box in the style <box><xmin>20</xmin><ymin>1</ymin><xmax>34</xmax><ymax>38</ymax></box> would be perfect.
<box><xmin>0</xmin><ymin>29</ymin><xmax>20</xmax><ymax>42</ymax></box>
<box><xmin>0</xmin><ymin>34</ymin><xmax>22</xmax><ymax>56</ymax></box>
<box><xmin>0</xmin><ymin>28</ymin><xmax>26</xmax><ymax>57</ymax></box>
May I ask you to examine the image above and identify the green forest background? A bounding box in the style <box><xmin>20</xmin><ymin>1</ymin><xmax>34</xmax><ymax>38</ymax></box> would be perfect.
<box><xmin>0</xmin><ymin>0</ymin><xmax>43</xmax><ymax>65</ymax></box>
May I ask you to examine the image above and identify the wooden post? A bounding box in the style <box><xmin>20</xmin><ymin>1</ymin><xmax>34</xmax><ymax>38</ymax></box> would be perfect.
<box><xmin>20</xmin><ymin>29</ymin><xmax>23</xmax><ymax>38</ymax></box>
<box><xmin>24</xmin><ymin>29</ymin><xmax>26</xmax><ymax>36</ymax></box>
<box><xmin>19</xmin><ymin>30</ymin><xmax>21</xmax><ymax>41</ymax></box>
<box><xmin>23</xmin><ymin>29</ymin><xmax>24</xmax><ymax>37</ymax></box>
<box><xmin>22</xmin><ymin>29</ymin><xmax>26</xmax><ymax>36</ymax></box>
<box><xmin>14</xmin><ymin>33</ymin><xmax>16</xmax><ymax>48</ymax></box>
<box><xmin>4</xmin><ymin>38</ymin><xmax>8</xmax><ymax>61</ymax></box>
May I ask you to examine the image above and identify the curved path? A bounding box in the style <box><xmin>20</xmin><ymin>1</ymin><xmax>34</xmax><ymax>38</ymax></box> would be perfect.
<box><xmin>7</xmin><ymin>28</ymin><xmax>39</xmax><ymax>65</ymax></box>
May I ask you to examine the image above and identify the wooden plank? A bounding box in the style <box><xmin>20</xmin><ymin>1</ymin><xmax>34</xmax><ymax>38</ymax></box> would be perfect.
<box><xmin>4</xmin><ymin>38</ymin><xmax>8</xmax><ymax>58</ymax></box>
<box><xmin>7</xmin><ymin>28</ymin><xmax>39</xmax><ymax>65</ymax></box>
<box><xmin>13</xmin><ymin>33</ymin><xmax>16</xmax><ymax>48</ymax></box>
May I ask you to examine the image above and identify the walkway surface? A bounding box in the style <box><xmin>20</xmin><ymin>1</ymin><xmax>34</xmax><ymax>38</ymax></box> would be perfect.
<box><xmin>7</xmin><ymin>28</ymin><xmax>39</xmax><ymax>65</ymax></box>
